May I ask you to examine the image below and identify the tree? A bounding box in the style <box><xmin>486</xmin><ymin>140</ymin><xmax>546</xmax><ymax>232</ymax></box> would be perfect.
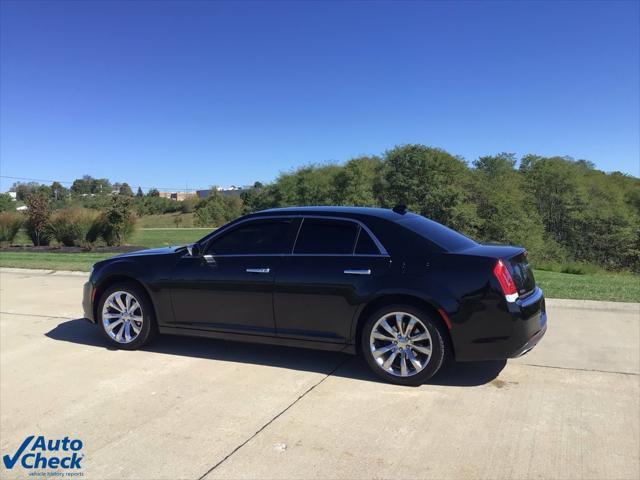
<box><xmin>11</xmin><ymin>182</ymin><xmax>40</xmax><ymax>200</ymax></box>
<box><xmin>24</xmin><ymin>193</ymin><xmax>51</xmax><ymax>246</ymax></box>
<box><xmin>381</xmin><ymin>145</ymin><xmax>478</xmax><ymax>235</ymax></box>
<box><xmin>70</xmin><ymin>175</ymin><xmax>94</xmax><ymax>195</ymax></box>
<box><xmin>101</xmin><ymin>195</ymin><xmax>137</xmax><ymax>245</ymax></box>
<box><xmin>194</xmin><ymin>189</ymin><xmax>227</xmax><ymax>227</ymax></box>
<box><xmin>194</xmin><ymin>189</ymin><xmax>243</xmax><ymax>226</ymax></box>
<box><xmin>471</xmin><ymin>153</ymin><xmax>547</xmax><ymax>259</ymax></box>
<box><xmin>136</xmin><ymin>187</ymin><xmax>144</xmax><ymax>197</ymax></box>
<box><xmin>334</xmin><ymin>156</ymin><xmax>382</xmax><ymax>206</ymax></box>
<box><xmin>92</xmin><ymin>178</ymin><xmax>111</xmax><ymax>195</ymax></box>
<box><xmin>0</xmin><ymin>193</ymin><xmax>13</xmax><ymax>212</ymax></box>
<box><xmin>147</xmin><ymin>188</ymin><xmax>160</xmax><ymax>197</ymax></box>
<box><xmin>50</xmin><ymin>181</ymin><xmax>67</xmax><ymax>201</ymax></box>
<box><xmin>118</xmin><ymin>183</ymin><xmax>134</xmax><ymax>196</ymax></box>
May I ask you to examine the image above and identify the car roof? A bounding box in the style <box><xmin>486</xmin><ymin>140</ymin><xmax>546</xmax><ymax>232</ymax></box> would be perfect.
<box><xmin>252</xmin><ymin>206</ymin><xmax>410</xmax><ymax>221</ymax></box>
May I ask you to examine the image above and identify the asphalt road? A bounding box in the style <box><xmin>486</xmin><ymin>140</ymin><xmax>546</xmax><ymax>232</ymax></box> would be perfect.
<box><xmin>1</xmin><ymin>268</ymin><xmax>638</xmax><ymax>480</ymax></box>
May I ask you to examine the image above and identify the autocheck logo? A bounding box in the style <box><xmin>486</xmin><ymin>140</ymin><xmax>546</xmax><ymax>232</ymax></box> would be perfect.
<box><xmin>3</xmin><ymin>435</ymin><xmax>84</xmax><ymax>473</ymax></box>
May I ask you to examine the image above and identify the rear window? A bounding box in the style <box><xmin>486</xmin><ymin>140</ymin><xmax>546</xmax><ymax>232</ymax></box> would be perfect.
<box><xmin>355</xmin><ymin>229</ymin><xmax>380</xmax><ymax>255</ymax></box>
<box><xmin>398</xmin><ymin>215</ymin><xmax>477</xmax><ymax>252</ymax></box>
<box><xmin>294</xmin><ymin>218</ymin><xmax>358</xmax><ymax>254</ymax></box>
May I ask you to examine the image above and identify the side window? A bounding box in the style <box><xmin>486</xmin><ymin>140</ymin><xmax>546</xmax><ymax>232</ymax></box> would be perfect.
<box><xmin>355</xmin><ymin>228</ymin><xmax>381</xmax><ymax>255</ymax></box>
<box><xmin>294</xmin><ymin>218</ymin><xmax>358</xmax><ymax>254</ymax></box>
<box><xmin>208</xmin><ymin>219</ymin><xmax>292</xmax><ymax>255</ymax></box>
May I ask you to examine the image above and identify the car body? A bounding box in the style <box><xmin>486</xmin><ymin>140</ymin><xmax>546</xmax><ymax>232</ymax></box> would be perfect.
<box><xmin>82</xmin><ymin>206</ymin><xmax>547</xmax><ymax>385</ymax></box>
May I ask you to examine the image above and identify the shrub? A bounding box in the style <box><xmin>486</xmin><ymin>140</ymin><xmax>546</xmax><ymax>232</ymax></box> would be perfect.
<box><xmin>99</xmin><ymin>196</ymin><xmax>137</xmax><ymax>246</ymax></box>
<box><xmin>0</xmin><ymin>193</ymin><xmax>14</xmax><ymax>212</ymax></box>
<box><xmin>24</xmin><ymin>194</ymin><xmax>52</xmax><ymax>246</ymax></box>
<box><xmin>194</xmin><ymin>190</ymin><xmax>243</xmax><ymax>227</ymax></box>
<box><xmin>180</xmin><ymin>197</ymin><xmax>198</xmax><ymax>213</ymax></box>
<box><xmin>48</xmin><ymin>208</ymin><xmax>99</xmax><ymax>247</ymax></box>
<box><xmin>0</xmin><ymin>212</ymin><xmax>24</xmax><ymax>245</ymax></box>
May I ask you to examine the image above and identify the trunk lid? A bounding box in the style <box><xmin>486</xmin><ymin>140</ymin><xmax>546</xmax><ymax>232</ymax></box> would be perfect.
<box><xmin>460</xmin><ymin>244</ymin><xmax>536</xmax><ymax>297</ymax></box>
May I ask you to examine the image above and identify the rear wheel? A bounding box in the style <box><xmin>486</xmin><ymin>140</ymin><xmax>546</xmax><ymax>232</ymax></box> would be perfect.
<box><xmin>360</xmin><ymin>305</ymin><xmax>446</xmax><ymax>386</ymax></box>
<box><xmin>97</xmin><ymin>282</ymin><xmax>157</xmax><ymax>350</ymax></box>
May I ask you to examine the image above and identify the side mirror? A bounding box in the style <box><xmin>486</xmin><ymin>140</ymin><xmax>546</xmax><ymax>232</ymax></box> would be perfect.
<box><xmin>187</xmin><ymin>243</ymin><xmax>201</xmax><ymax>257</ymax></box>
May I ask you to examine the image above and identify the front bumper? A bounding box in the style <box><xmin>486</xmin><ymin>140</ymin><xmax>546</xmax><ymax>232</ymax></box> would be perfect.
<box><xmin>82</xmin><ymin>281</ymin><xmax>96</xmax><ymax>323</ymax></box>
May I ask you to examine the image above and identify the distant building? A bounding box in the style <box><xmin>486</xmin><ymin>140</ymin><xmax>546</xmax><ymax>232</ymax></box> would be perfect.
<box><xmin>159</xmin><ymin>191</ymin><xmax>197</xmax><ymax>201</ymax></box>
<box><xmin>7</xmin><ymin>192</ymin><xmax>17</xmax><ymax>201</ymax></box>
<box><xmin>196</xmin><ymin>187</ymin><xmax>246</xmax><ymax>199</ymax></box>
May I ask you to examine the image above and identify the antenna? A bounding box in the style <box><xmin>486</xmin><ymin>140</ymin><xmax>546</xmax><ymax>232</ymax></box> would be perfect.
<box><xmin>392</xmin><ymin>204</ymin><xmax>408</xmax><ymax>214</ymax></box>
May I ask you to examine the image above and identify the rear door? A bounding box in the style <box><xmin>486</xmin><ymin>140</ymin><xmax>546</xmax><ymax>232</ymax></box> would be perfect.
<box><xmin>169</xmin><ymin>218</ymin><xmax>297</xmax><ymax>335</ymax></box>
<box><xmin>273</xmin><ymin>217</ymin><xmax>391</xmax><ymax>343</ymax></box>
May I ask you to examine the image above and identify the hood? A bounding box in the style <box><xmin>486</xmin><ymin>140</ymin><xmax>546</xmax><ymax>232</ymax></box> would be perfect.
<box><xmin>111</xmin><ymin>246</ymin><xmax>184</xmax><ymax>259</ymax></box>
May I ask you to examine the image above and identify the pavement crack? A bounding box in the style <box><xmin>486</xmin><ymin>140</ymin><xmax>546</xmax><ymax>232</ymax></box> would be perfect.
<box><xmin>0</xmin><ymin>311</ymin><xmax>75</xmax><ymax>320</ymax></box>
<box><xmin>196</xmin><ymin>355</ymin><xmax>352</xmax><ymax>480</ymax></box>
<box><xmin>520</xmin><ymin>362</ymin><xmax>638</xmax><ymax>376</ymax></box>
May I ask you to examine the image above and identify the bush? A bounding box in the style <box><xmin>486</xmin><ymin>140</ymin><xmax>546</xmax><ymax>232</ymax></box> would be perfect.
<box><xmin>180</xmin><ymin>197</ymin><xmax>198</xmax><ymax>213</ymax></box>
<box><xmin>194</xmin><ymin>191</ymin><xmax>243</xmax><ymax>227</ymax></box>
<box><xmin>98</xmin><ymin>196</ymin><xmax>137</xmax><ymax>246</ymax></box>
<box><xmin>24</xmin><ymin>194</ymin><xmax>52</xmax><ymax>246</ymax></box>
<box><xmin>48</xmin><ymin>208</ymin><xmax>99</xmax><ymax>247</ymax></box>
<box><xmin>0</xmin><ymin>193</ymin><xmax>14</xmax><ymax>212</ymax></box>
<box><xmin>0</xmin><ymin>212</ymin><xmax>24</xmax><ymax>245</ymax></box>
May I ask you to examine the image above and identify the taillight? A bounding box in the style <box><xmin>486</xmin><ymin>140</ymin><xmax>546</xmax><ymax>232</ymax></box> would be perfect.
<box><xmin>493</xmin><ymin>259</ymin><xmax>518</xmax><ymax>302</ymax></box>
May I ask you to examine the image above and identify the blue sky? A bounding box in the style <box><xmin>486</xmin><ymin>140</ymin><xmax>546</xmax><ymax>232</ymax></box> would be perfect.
<box><xmin>1</xmin><ymin>0</ymin><xmax>638</xmax><ymax>192</ymax></box>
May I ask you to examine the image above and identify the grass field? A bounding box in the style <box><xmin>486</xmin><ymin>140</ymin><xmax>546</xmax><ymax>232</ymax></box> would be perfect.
<box><xmin>129</xmin><ymin>227</ymin><xmax>209</xmax><ymax>247</ymax></box>
<box><xmin>1</xmin><ymin>231</ymin><xmax>638</xmax><ymax>302</ymax></box>
<box><xmin>137</xmin><ymin>212</ymin><xmax>196</xmax><ymax>228</ymax></box>
<box><xmin>11</xmin><ymin>227</ymin><xmax>208</xmax><ymax>249</ymax></box>
<box><xmin>533</xmin><ymin>270</ymin><xmax>639</xmax><ymax>303</ymax></box>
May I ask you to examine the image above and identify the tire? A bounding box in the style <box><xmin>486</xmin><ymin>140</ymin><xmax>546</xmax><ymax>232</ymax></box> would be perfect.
<box><xmin>360</xmin><ymin>304</ymin><xmax>446</xmax><ymax>386</ymax></box>
<box><xmin>97</xmin><ymin>281</ymin><xmax>157</xmax><ymax>350</ymax></box>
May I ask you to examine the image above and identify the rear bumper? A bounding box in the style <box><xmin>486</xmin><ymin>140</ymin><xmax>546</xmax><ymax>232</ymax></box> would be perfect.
<box><xmin>511</xmin><ymin>322</ymin><xmax>547</xmax><ymax>357</ymax></box>
<box><xmin>454</xmin><ymin>287</ymin><xmax>548</xmax><ymax>361</ymax></box>
<box><xmin>82</xmin><ymin>281</ymin><xmax>96</xmax><ymax>324</ymax></box>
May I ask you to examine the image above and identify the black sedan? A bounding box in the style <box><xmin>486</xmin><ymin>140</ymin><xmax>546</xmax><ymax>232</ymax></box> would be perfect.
<box><xmin>82</xmin><ymin>206</ymin><xmax>547</xmax><ymax>385</ymax></box>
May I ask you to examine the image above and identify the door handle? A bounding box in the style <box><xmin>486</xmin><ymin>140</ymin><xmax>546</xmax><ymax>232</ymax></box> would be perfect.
<box><xmin>246</xmin><ymin>268</ymin><xmax>270</xmax><ymax>274</ymax></box>
<box><xmin>344</xmin><ymin>269</ymin><xmax>371</xmax><ymax>275</ymax></box>
<box><xmin>203</xmin><ymin>254</ymin><xmax>216</xmax><ymax>265</ymax></box>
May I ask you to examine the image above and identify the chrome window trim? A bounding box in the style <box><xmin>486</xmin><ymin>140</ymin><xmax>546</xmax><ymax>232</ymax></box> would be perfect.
<box><xmin>292</xmin><ymin>215</ymin><xmax>388</xmax><ymax>256</ymax></box>
<box><xmin>202</xmin><ymin>214</ymin><xmax>389</xmax><ymax>257</ymax></box>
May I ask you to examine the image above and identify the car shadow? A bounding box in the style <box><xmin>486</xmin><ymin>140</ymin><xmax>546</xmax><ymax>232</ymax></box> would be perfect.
<box><xmin>45</xmin><ymin>318</ymin><xmax>506</xmax><ymax>387</ymax></box>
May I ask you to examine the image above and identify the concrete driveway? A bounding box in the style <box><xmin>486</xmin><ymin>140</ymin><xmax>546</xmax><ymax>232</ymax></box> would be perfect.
<box><xmin>1</xmin><ymin>268</ymin><xmax>638</xmax><ymax>479</ymax></box>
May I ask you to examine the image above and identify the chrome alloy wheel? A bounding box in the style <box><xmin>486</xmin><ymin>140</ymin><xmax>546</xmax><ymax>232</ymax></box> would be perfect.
<box><xmin>369</xmin><ymin>312</ymin><xmax>433</xmax><ymax>377</ymax></box>
<box><xmin>101</xmin><ymin>291</ymin><xmax>144</xmax><ymax>344</ymax></box>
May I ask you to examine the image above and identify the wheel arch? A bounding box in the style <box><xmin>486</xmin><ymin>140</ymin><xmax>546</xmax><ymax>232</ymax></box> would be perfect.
<box><xmin>352</xmin><ymin>294</ymin><xmax>455</xmax><ymax>357</ymax></box>
<box><xmin>93</xmin><ymin>274</ymin><xmax>156</xmax><ymax>322</ymax></box>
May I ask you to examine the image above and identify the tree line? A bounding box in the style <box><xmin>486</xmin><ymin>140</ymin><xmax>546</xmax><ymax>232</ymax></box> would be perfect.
<box><xmin>236</xmin><ymin>145</ymin><xmax>638</xmax><ymax>272</ymax></box>
<box><xmin>1</xmin><ymin>144</ymin><xmax>638</xmax><ymax>271</ymax></box>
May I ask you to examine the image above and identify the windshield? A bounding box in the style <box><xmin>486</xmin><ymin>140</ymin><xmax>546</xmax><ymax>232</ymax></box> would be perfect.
<box><xmin>398</xmin><ymin>215</ymin><xmax>477</xmax><ymax>252</ymax></box>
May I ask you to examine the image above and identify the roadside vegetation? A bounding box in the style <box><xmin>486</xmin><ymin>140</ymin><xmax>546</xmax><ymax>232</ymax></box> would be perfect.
<box><xmin>1</xmin><ymin>144</ymin><xmax>638</xmax><ymax>301</ymax></box>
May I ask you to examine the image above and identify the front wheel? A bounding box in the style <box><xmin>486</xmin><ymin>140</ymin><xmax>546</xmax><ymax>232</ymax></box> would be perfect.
<box><xmin>97</xmin><ymin>282</ymin><xmax>157</xmax><ymax>350</ymax></box>
<box><xmin>360</xmin><ymin>305</ymin><xmax>446</xmax><ymax>386</ymax></box>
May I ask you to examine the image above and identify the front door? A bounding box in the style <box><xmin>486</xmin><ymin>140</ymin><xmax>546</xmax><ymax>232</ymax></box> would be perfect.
<box><xmin>169</xmin><ymin>218</ymin><xmax>297</xmax><ymax>335</ymax></box>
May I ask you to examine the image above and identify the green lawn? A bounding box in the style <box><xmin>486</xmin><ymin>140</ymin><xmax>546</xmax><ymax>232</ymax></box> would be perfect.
<box><xmin>137</xmin><ymin>212</ymin><xmax>196</xmax><ymax>228</ymax></box>
<box><xmin>129</xmin><ymin>228</ymin><xmax>209</xmax><ymax>247</ymax></box>
<box><xmin>0</xmin><ymin>228</ymin><xmax>209</xmax><ymax>271</ymax></box>
<box><xmin>0</xmin><ymin>251</ymin><xmax>114</xmax><ymax>271</ymax></box>
<box><xmin>534</xmin><ymin>269</ymin><xmax>639</xmax><ymax>303</ymax></box>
